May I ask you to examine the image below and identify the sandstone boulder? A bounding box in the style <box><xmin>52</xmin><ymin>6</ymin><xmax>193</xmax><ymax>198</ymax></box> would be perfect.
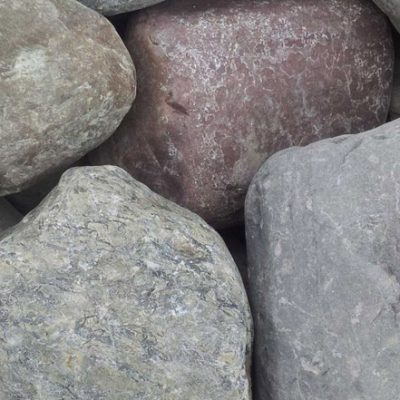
<box><xmin>0</xmin><ymin>198</ymin><xmax>22</xmax><ymax>234</ymax></box>
<box><xmin>246</xmin><ymin>119</ymin><xmax>400</xmax><ymax>400</ymax></box>
<box><xmin>89</xmin><ymin>0</ymin><xmax>393</xmax><ymax>228</ymax></box>
<box><xmin>78</xmin><ymin>0</ymin><xmax>165</xmax><ymax>15</ymax></box>
<box><xmin>0</xmin><ymin>166</ymin><xmax>252</xmax><ymax>400</ymax></box>
<box><xmin>0</xmin><ymin>0</ymin><xmax>135</xmax><ymax>196</ymax></box>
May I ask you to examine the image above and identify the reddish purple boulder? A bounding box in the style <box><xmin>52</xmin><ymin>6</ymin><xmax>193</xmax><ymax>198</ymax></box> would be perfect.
<box><xmin>90</xmin><ymin>0</ymin><xmax>393</xmax><ymax>227</ymax></box>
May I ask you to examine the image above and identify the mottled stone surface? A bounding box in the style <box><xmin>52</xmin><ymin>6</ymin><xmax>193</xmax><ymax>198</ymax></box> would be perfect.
<box><xmin>78</xmin><ymin>0</ymin><xmax>165</xmax><ymax>15</ymax></box>
<box><xmin>89</xmin><ymin>0</ymin><xmax>393</xmax><ymax>228</ymax></box>
<box><xmin>0</xmin><ymin>0</ymin><xmax>135</xmax><ymax>196</ymax></box>
<box><xmin>0</xmin><ymin>166</ymin><xmax>252</xmax><ymax>400</ymax></box>
<box><xmin>0</xmin><ymin>198</ymin><xmax>22</xmax><ymax>234</ymax></box>
<box><xmin>246</xmin><ymin>119</ymin><xmax>400</xmax><ymax>400</ymax></box>
<box><xmin>373</xmin><ymin>0</ymin><xmax>400</xmax><ymax>31</ymax></box>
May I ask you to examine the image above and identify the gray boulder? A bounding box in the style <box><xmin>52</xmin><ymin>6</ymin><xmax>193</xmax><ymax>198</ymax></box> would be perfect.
<box><xmin>0</xmin><ymin>0</ymin><xmax>135</xmax><ymax>196</ymax></box>
<box><xmin>246</xmin><ymin>119</ymin><xmax>400</xmax><ymax>400</ymax></box>
<box><xmin>0</xmin><ymin>166</ymin><xmax>252</xmax><ymax>400</ymax></box>
<box><xmin>78</xmin><ymin>0</ymin><xmax>165</xmax><ymax>15</ymax></box>
<box><xmin>0</xmin><ymin>198</ymin><xmax>22</xmax><ymax>234</ymax></box>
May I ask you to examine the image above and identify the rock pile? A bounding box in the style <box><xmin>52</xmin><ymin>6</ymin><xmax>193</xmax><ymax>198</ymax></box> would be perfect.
<box><xmin>1</xmin><ymin>0</ymin><xmax>400</xmax><ymax>398</ymax></box>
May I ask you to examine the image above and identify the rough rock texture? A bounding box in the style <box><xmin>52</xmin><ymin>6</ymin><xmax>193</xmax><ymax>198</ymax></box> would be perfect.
<box><xmin>246</xmin><ymin>119</ymin><xmax>400</xmax><ymax>400</ymax></box>
<box><xmin>0</xmin><ymin>166</ymin><xmax>252</xmax><ymax>400</ymax></box>
<box><xmin>89</xmin><ymin>0</ymin><xmax>394</xmax><ymax>228</ymax></box>
<box><xmin>0</xmin><ymin>0</ymin><xmax>135</xmax><ymax>196</ymax></box>
<box><xmin>7</xmin><ymin>159</ymin><xmax>87</xmax><ymax>214</ymax></box>
<box><xmin>373</xmin><ymin>0</ymin><xmax>400</xmax><ymax>31</ymax></box>
<box><xmin>0</xmin><ymin>198</ymin><xmax>22</xmax><ymax>234</ymax></box>
<box><xmin>78</xmin><ymin>0</ymin><xmax>165</xmax><ymax>15</ymax></box>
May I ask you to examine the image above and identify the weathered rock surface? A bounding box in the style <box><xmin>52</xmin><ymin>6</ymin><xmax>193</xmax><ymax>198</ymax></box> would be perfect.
<box><xmin>0</xmin><ymin>0</ymin><xmax>135</xmax><ymax>196</ymax></box>
<box><xmin>78</xmin><ymin>0</ymin><xmax>165</xmax><ymax>15</ymax></box>
<box><xmin>7</xmin><ymin>158</ymin><xmax>87</xmax><ymax>214</ymax></box>
<box><xmin>0</xmin><ymin>198</ymin><xmax>22</xmax><ymax>234</ymax></box>
<box><xmin>373</xmin><ymin>0</ymin><xmax>400</xmax><ymax>32</ymax></box>
<box><xmin>89</xmin><ymin>0</ymin><xmax>393</xmax><ymax>228</ymax></box>
<box><xmin>0</xmin><ymin>166</ymin><xmax>252</xmax><ymax>400</ymax></box>
<box><xmin>246</xmin><ymin>119</ymin><xmax>400</xmax><ymax>400</ymax></box>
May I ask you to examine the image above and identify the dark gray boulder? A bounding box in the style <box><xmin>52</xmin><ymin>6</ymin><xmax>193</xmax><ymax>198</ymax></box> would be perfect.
<box><xmin>0</xmin><ymin>166</ymin><xmax>252</xmax><ymax>400</ymax></box>
<box><xmin>246</xmin><ymin>119</ymin><xmax>400</xmax><ymax>400</ymax></box>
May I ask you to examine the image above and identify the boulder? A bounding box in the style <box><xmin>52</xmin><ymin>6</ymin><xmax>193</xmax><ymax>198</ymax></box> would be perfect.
<box><xmin>78</xmin><ymin>0</ymin><xmax>166</xmax><ymax>15</ymax></box>
<box><xmin>0</xmin><ymin>0</ymin><xmax>136</xmax><ymax>196</ymax></box>
<box><xmin>246</xmin><ymin>119</ymin><xmax>400</xmax><ymax>400</ymax></box>
<box><xmin>89</xmin><ymin>0</ymin><xmax>394</xmax><ymax>228</ymax></box>
<box><xmin>0</xmin><ymin>166</ymin><xmax>252</xmax><ymax>400</ymax></box>
<box><xmin>0</xmin><ymin>198</ymin><xmax>22</xmax><ymax>234</ymax></box>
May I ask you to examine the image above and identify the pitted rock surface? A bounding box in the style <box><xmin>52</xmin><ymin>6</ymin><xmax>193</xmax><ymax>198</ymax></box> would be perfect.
<box><xmin>78</xmin><ymin>0</ymin><xmax>166</xmax><ymax>15</ymax></box>
<box><xmin>0</xmin><ymin>0</ymin><xmax>136</xmax><ymax>196</ymax></box>
<box><xmin>0</xmin><ymin>166</ymin><xmax>252</xmax><ymax>400</ymax></box>
<box><xmin>89</xmin><ymin>0</ymin><xmax>393</xmax><ymax>228</ymax></box>
<box><xmin>0</xmin><ymin>198</ymin><xmax>22</xmax><ymax>234</ymax></box>
<box><xmin>246</xmin><ymin>119</ymin><xmax>400</xmax><ymax>400</ymax></box>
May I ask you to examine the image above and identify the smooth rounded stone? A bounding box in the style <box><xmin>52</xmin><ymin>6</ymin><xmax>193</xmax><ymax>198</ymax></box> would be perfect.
<box><xmin>0</xmin><ymin>198</ymin><xmax>22</xmax><ymax>234</ymax></box>
<box><xmin>0</xmin><ymin>166</ymin><xmax>252</xmax><ymax>400</ymax></box>
<box><xmin>373</xmin><ymin>0</ymin><xmax>400</xmax><ymax>31</ymax></box>
<box><xmin>0</xmin><ymin>0</ymin><xmax>136</xmax><ymax>196</ymax></box>
<box><xmin>78</xmin><ymin>0</ymin><xmax>166</xmax><ymax>15</ymax></box>
<box><xmin>89</xmin><ymin>0</ymin><xmax>394</xmax><ymax>228</ymax></box>
<box><xmin>246</xmin><ymin>119</ymin><xmax>400</xmax><ymax>400</ymax></box>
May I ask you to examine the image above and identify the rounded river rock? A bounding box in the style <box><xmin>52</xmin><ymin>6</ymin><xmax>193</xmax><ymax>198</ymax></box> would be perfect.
<box><xmin>0</xmin><ymin>166</ymin><xmax>252</xmax><ymax>400</ymax></box>
<box><xmin>89</xmin><ymin>0</ymin><xmax>394</xmax><ymax>228</ymax></box>
<box><xmin>246</xmin><ymin>119</ymin><xmax>400</xmax><ymax>400</ymax></box>
<box><xmin>0</xmin><ymin>0</ymin><xmax>136</xmax><ymax>196</ymax></box>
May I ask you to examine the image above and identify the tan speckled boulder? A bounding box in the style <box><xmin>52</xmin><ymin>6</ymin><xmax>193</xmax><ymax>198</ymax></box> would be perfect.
<box><xmin>89</xmin><ymin>0</ymin><xmax>393</xmax><ymax>228</ymax></box>
<box><xmin>0</xmin><ymin>0</ymin><xmax>136</xmax><ymax>196</ymax></box>
<box><xmin>0</xmin><ymin>166</ymin><xmax>252</xmax><ymax>400</ymax></box>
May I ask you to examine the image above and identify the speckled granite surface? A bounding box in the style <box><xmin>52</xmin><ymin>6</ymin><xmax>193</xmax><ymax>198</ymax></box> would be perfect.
<box><xmin>0</xmin><ymin>166</ymin><xmax>252</xmax><ymax>399</ymax></box>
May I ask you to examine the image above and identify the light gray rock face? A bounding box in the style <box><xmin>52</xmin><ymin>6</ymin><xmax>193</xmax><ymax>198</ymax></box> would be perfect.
<box><xmin>373</xmin><ymin>0</ymin><xmax>400</xmax><ymax>31</ymax></box>
<box><xmin>0</xmin><ymin>198</ymin><xmax>22</xmax><ymax>234</ymax></box>
<box><xmin>0</xmin><ymin>166</ymin><xmax>252</xmax><ymax>400</ymax></box>
<box><xmin>0</xmin><ymin>0</ymin><xmax>136</xmax><ymax>196</ymax></box>
<box><xmin>246</xmin><ymin>119</ymin><xmax>400</xmax><ymax>400</ymax></box>
<box><xmin>78</xmin><ymin>0</ymin><xmax>165</xmax><ymax>15</ymax></box>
